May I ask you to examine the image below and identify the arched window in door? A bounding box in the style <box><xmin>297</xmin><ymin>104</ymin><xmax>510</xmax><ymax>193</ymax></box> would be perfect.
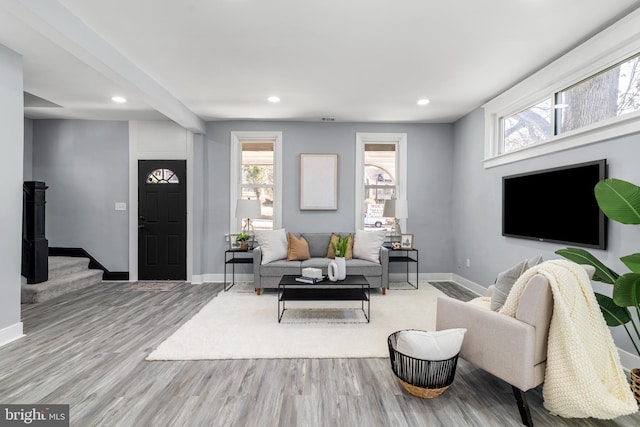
<box><xmin>147</xmin><ymin>168</ymin><xmax>180</xmax><ymax>184</ymax></box>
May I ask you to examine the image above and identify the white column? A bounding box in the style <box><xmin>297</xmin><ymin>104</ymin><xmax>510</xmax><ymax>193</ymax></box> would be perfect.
<box><xmin>0</xmin><ymin>44</ymin><xmax>25</xmax><ymax>346</ymax></box>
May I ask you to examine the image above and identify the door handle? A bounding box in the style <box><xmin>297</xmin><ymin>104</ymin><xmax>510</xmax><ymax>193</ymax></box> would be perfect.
<box><xmin>138</xmin><ymin>224</ymin><xmax>145</xmax><ymax>229</ymax></box>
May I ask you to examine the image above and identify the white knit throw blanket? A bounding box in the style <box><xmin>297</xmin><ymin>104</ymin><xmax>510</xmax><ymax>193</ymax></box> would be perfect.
<box><xmin>500</xmin><ymin>259</ymin><xmax>637</xmax><ymax>419</ymax></box>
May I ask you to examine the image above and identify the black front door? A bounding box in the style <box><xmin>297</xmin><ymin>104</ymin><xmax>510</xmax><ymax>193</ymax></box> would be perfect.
<box><xmin>138</xmin><ymin>160</ymin><xmax>187</xmax><ymax>280</ymax></box>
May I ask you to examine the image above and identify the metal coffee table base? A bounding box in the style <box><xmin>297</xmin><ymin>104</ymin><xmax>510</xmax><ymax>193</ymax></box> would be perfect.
<box><xmin>277</xmin><ymin>275</ymin><xmax>371</xmax><ymax>323</ymax></box>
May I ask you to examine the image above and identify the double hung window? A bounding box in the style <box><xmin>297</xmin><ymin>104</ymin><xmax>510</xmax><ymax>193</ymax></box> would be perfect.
<box><xmin>355</xmin><ymin>133</ymin><xmax>407</xmax><ymax>231</ymax></box>
<box><xmin>230</xmin><ymin>131</ymin><xmax>282</xmax><ymax>232</ymax></box>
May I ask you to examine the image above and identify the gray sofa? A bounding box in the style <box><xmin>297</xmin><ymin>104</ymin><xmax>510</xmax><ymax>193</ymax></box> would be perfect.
<box><xmin>252</xmin><ymin>232</ymin><xmax>389</xmax><ymax>294</ymax></box>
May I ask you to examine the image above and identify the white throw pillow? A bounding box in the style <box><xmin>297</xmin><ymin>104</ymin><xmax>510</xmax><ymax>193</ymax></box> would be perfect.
<box><xmin>254</xmin><ymin>229</ymin><xmax>288</xmax><ymax>264</ymax></box>
<box><xmin>395</xmin><ymin>328</ymin><xmax>467</xmax><ymax>361</ymax></box>
<box><xmin>352</xmin><ymin>229</ymin><xmax>386</xmax><ymax>263</ymax></box>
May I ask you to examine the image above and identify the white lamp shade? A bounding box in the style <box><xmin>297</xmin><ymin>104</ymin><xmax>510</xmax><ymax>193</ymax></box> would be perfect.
<box><xmin>235</xmin><ymin>199</ymin><xmax>261</xmax><ymax>219</ymax></box>
<box><xmin>394</xmin><ymin>199</ymin><xmax>408</xmax><ymax>219</ymax></box>
<box><xmin>382</xmin><ymin>199</ymin><xmax>396</xmax><ymax>218</ymax></box>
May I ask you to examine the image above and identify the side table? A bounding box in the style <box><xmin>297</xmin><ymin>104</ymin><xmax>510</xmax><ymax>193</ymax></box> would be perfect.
<box><xmin>388</xmin><ymin>248</ymin><xmax>419</xmax><ymax>289</ymax></box>
<box><xmin>224</xmin><ymin>249</ymin><xmax>254</xmax><ymax>291</ymax></box>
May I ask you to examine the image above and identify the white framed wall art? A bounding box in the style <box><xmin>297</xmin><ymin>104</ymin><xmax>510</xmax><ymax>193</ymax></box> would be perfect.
<box><xmin>300</xmin><ymin>153</ymin><xmax>338</xmax><ymax>210</ymax></box>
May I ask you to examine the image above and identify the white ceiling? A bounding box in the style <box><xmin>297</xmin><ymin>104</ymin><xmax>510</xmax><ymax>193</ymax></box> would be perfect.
<box><xmin>1</xmin><ymin>0</ymin><xmax>639</xmax><ymax>132</ymax></box>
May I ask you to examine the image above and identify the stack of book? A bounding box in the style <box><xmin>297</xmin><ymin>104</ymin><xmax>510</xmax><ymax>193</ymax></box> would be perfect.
<box><xmin>295</xmin><ymin>276</ymin><xmax>325</xmax><ymax>284</ymax></box>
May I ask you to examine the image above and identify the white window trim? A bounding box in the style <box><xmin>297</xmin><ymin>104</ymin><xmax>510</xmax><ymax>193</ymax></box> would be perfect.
<box><xmin>355</xmin><ymin>132</ymin><xmax>407</xmax><ymax>231</ymax></box>
<box><xmin>229</xmin><ymin>131</ymin><xmax>282</xmax><ymax>232</ymax></box>
<box><xmin>483</xmin><ymin>9</ymin><xmax>640</xmax><ymax>169</ymax></box>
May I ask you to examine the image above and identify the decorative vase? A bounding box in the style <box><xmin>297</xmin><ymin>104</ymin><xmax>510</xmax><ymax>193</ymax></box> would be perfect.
<box><xmin>328</xmin><ymin>261</ymin><xmax>338</xmax><ymax>282</ymax></box>
<box><xmin>631</xmin><ymin>368</ymin><xmax>640</xmax><ymax>408</ymax></box>
<box><xmin>335</xmin><ymin>256</ymin><xmax>346</xmax><ymax>280</ymax></box>
<box><xmin>328</xmin><ymin>257</ymin><xmax>346</xmax><ymax>281</ymax></box>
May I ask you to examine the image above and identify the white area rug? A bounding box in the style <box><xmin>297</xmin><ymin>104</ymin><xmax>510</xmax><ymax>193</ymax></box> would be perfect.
<box><xmin>146</xmin><ymin>282</ymin><xmax>444</xmax><ymax>360</ymax></box>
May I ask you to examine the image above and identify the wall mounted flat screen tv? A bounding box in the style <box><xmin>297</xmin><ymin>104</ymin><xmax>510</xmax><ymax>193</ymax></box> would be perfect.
<box><xmin>502</xmin><ymin>159</ymin><xmax>607</xmax><ymax>249</ymax></box>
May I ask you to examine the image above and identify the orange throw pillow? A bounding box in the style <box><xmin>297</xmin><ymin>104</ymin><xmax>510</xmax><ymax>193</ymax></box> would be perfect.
<box><xmin>287</xmin><ymin>233</ymin><xmax>311</xmax><ymax>261</ymax></box>
<box><xmin>327</xmin><ymin>233</ymin><xmax>353</xmax><ymax>260</ymax></box>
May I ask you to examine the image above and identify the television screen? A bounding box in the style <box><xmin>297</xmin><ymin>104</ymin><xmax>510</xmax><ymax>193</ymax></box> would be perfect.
<box><xmin>502</xmin><ymin>159</ymin><xmax>607</xmax><ymax>249</ymax></box>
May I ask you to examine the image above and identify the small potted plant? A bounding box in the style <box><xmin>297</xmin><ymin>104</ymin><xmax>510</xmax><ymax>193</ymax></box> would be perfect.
<box><xmin>331</xmin><ymin>234</ymin><xmax>350</xmax><ymax>258</ymax></box>
<box><xmin>236</xmin><ymin>233</ymin><xmax>251</xmax><ymax>250</ymax></box>
<box><xmin>329</xmin><ymin>234</ymin><xmax>351</xmax><ymax>281</ymax></box>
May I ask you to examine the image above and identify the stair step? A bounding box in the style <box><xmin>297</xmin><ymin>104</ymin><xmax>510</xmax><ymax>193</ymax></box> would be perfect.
<box><xmin>48</xmin><ymin>256</ymin><xmax>91</xmax><ymax>281</ymax></box>
<box><xmin>22</xmin><ymin>269</ymin><xmax>103</xmax><ymax>304</ymax></box>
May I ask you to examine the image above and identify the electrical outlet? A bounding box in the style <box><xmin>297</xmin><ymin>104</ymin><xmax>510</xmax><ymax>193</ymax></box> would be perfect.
<box><xmin>466</xmin><ymin>258</ymin><xmax>471</xmax><ymax>268</ymax></box>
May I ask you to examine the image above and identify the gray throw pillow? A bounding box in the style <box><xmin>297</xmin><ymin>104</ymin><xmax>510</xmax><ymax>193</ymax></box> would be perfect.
<box><xmin>526</xmin><ymin>254</ymin><xmax>543</xmax><ymax>269</ymax></box>
<box><xmin>301</xmin><ymin>233</ymin><xmax>333</xmax><ymax>258</ymax></box>
<box><xmin>490</xmin><ymin>260</ymin><xmax>528</xmax><ymax>311</ymax></box>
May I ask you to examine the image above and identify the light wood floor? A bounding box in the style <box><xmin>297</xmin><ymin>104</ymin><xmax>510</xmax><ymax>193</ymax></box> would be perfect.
<box><xmin>1</xmin><ymin>281</ymin><xmax>638</xmax><ymax>426</ymax></box>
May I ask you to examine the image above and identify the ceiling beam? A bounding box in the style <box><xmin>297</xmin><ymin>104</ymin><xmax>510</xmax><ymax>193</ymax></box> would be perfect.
<box><xmin>3</xmin><ymin>0</ymin><xmax>205</xmax><ymax>133</ymax></box>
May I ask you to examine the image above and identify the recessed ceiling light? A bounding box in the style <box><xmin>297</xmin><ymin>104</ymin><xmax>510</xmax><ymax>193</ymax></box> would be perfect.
<box><xmin>111</xmin><ymin>96</ymin><xmax>127</xmax><ymax>103</ymax></box>
<box><xmin>417</xmin><ymin>99</ymin><xmax>430</xmax><ymax>106</ymax></box>
<box><xmin>267</xmin><ymin>96</ymin><xmax>280</xmax><ymax>103</ymax></box>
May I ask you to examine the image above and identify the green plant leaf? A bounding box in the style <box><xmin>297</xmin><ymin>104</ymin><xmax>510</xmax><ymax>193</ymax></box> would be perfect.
<box><xmin>594</xmin><ymin>178</ymin><xmax>640</xmax><ymax>224</ymax></box>
<box><xmin>331</xmin><ymin>234</ymin><xmax>350</xmax><ymax>258</ymax></box>
<box><xmin>554</xmin><ymin>247</ymin><xmax>619</xmax><ymax>284</ymax></box>
<box><xmin>613</xmin><ymin>273</ymin><xmax>640</xmax><ymax>308</ymax></box>
<box><xmin>621</xmin><ymin>253</ymin><xmax>640</xmax><ymax>273</ymax></box>
<box><xmin>236</xmin><ymin>233</ymin><xmax>250</xmax><ymax>242</ymax></box>
<box><xmin>595</xmin><ymin>293</ymin><xmax>632</xmax><ymax>326</ymax></box>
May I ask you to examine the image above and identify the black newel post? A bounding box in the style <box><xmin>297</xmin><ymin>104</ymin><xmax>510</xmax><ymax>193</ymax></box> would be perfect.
<box><xmin>22</xmin><ymin>181</ymin><xmax>48</xmax><ymax>284</ymax></box>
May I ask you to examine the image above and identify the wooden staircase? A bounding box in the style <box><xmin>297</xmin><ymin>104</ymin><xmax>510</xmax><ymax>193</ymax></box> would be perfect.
<box><xmin>21</xmin><ymin>256</ymin><xmax>103</xmax><ymax>304</ymax></box>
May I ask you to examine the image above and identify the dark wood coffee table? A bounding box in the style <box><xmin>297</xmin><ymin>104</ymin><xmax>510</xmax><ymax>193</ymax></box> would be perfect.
<box><xmin>277</xmin><ymin>274</ymin><xmax>370</xmax><ymax>323</ymax></box>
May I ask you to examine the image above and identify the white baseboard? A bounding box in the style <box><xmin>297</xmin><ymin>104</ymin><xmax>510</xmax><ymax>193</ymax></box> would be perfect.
<box><xmin>417</xmin><ymin>272</ymin><xmax>455</xmax><ymax>282</ymax></box>
<box><xmin>195</xmin><ymin>272</ymin><xmax>485</xmax><ymax>289</ymax></box>
<box><xmin>449</xmin><ymin>274</ymin><xmax>488</xmax><ymax>296</ymax></box>
<box><xmin>0</xmin><ymin>322</ymin><xmax>24</xmax><ymax>348</ymax></box>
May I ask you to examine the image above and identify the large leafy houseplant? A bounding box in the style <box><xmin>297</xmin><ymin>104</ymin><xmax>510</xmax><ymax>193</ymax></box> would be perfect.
<box><xmin>556</xmin><ymin>178</ymin><xmax>640</xmax><ymax>357</ymax></box>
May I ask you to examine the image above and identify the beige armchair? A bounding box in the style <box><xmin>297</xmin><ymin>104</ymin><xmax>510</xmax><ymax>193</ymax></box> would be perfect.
<box><xmin>435</xmin><ymin>274</ymin><xmax>553</xmax><ymax>427</ymax></box>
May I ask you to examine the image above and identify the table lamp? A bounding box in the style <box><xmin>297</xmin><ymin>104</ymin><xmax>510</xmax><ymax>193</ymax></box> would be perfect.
<box><xmin>235</xmin><ymin>199</ymin><xmax>261</xmax><ymax>233</ymax></box>
<box><xmin>383</xmin><ymin>199</ymin><xmax>408</xmax><ymax>235</ymax></box>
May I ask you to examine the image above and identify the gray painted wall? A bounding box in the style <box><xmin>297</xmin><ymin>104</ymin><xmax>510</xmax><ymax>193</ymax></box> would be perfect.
<box><xmin>32</xmin><ymin>120</ymin><xmax>129</xmax><ymax>271</ymax></box>
<box><xmin>204</xmin><ymin>120</ymin><xmax>455</xmax><ymax>276</ymax></box>
<box><xmin>24</xmin><ymin>118</ymin><xmax>33</xmax><ymax>180</ymax></box>
<box><xmin>0</xmin><ymin>45</ymin><xmax>24</xmax><ymax>337</ymax></box>
<box><xmin>452</xmin><ymin>107</ymin><xmax>640</xmax><ymax>354</ymax></box>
